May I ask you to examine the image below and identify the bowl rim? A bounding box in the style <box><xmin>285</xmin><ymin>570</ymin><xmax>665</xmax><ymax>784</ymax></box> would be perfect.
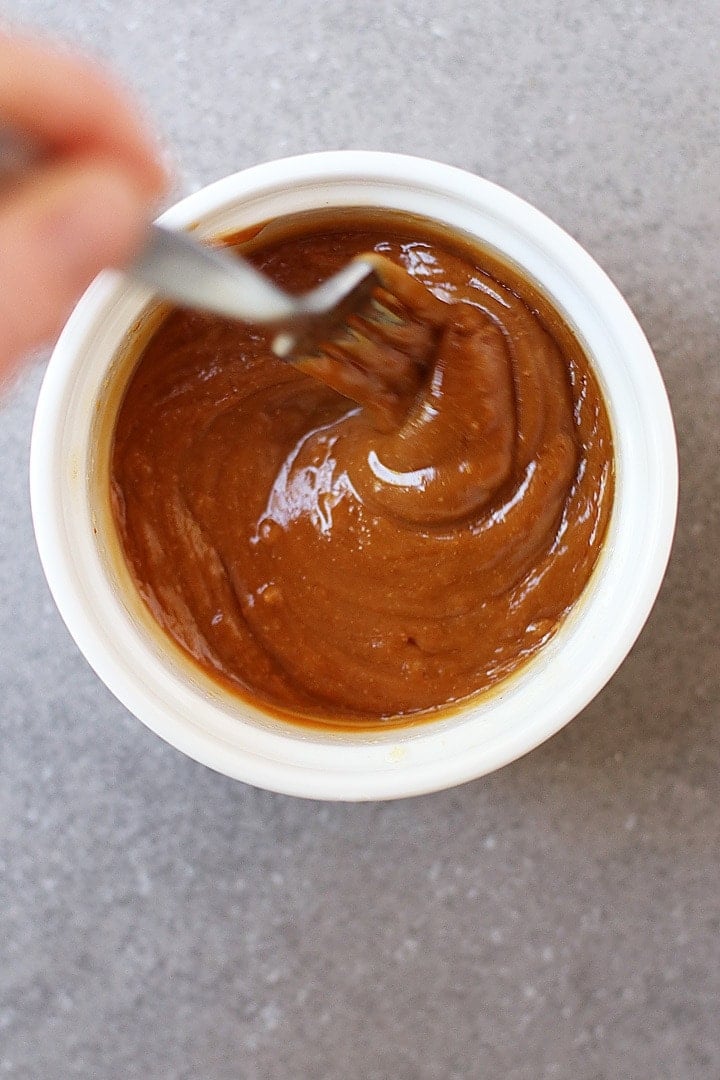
<box><xmin>30</xmin><ymin>150</ymin><xmax>678</xmax><ymax>801</ymax></box>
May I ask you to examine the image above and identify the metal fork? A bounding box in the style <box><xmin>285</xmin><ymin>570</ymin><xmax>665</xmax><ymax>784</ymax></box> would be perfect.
<box><xmin>0</xmin><ymin>128</ymin><xmax>382</xmax><ymax>361</ymax></box>
<box><xmin>131</xmin><ymin>225</ymin><xmax>448</xmax><ymax>427</ymax></box>
<box><xmin>132</xmin><ymin>224</ymin><xmax>380</xmax><ymax>360</ymax></box>
<box><xmin>1</xmin><ymin>126</ymin><xmax>446</xmax><ymax>421</ymax></box>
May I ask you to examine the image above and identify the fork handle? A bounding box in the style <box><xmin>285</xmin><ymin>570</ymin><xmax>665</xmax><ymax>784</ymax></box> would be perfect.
<box><xmin>0</xmin><ymin>127</ymin><xmax>299</xmax><ymax>326</ymax></box>
<box><xmin>131</xmin><ymin>224</ymin><xmax>301</xmax><ymax>324</ymax></box>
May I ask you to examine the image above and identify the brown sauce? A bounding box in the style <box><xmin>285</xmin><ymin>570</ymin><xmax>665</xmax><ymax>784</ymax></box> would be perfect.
<box><xmin>110</xmin><ymin>209</ymin><xmax>614</xmax><ymax>728</ymax></box>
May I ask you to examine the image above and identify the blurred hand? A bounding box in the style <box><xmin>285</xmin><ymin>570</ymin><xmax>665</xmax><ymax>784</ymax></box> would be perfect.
<box><xmin>0</xmin><ymin>32</ymin><xmax>168</xmax><ymax>383</ymax></box>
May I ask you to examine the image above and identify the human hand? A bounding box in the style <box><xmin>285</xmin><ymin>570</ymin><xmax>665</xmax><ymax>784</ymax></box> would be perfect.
<box><xmin>0</xmin><ymin>32</ymin><xmax>168</xmax><ymax>384</ymax></box>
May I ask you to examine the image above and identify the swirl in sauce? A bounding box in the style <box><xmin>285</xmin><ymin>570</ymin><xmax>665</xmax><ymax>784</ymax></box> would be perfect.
<box><xmin>111</xmin><ymin>210</ymin><xmax>614</xmax><ymax>727</ymax></box>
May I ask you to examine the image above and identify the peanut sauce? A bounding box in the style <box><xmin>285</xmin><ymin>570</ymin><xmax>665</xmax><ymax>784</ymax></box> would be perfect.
<box><xmin>110</xmin><ymin>209</ymin><xmax>614</xmax><ymax>728</ymax></box>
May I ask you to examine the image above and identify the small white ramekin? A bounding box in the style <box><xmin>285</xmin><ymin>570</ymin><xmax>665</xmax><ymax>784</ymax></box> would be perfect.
<box><xmin>30</xmin><ymin>152</ymin><xmax>677</xmax><ymax>800</ymax></box>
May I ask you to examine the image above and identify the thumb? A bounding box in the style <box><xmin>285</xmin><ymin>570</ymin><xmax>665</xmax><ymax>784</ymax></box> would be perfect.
<box><xmin>0</xmin><ymin>158</ymin><xmax>151</xmax><ymax>383</ymax></box>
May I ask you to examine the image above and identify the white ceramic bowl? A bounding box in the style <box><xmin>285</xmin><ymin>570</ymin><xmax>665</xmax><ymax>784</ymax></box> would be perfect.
<box><xmin>30</xmin><ymin>151</ymin><xmax>677</xmax><ymax>801</ymax></box>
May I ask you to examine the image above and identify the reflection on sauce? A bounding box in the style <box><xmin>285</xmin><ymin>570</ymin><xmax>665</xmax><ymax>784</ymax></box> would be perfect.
<box><xmin>110</xmin><ymin>210</ymin><xmax>614</xmax><ymax>728</ymax></box>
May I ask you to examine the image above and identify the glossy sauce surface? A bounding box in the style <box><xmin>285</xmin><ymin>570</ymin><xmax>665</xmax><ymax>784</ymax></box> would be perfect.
<box><xmin>111</xmin><ymin>210</ymin><xmax>614</xmax><ymax>727</ymax></box>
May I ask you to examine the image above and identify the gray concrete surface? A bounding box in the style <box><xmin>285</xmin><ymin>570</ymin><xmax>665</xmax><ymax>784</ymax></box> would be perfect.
<box><xmin>1</xmin><ymin>2</ymin><xmax>719</xmax><ymax>1077</ymax></box>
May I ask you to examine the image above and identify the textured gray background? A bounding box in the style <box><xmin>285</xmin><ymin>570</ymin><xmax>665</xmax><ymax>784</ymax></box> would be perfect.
<box><xmin>1</xmin><ymin>2</ymin><xmax>719</xmax><ymax>1078</ymax></box>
